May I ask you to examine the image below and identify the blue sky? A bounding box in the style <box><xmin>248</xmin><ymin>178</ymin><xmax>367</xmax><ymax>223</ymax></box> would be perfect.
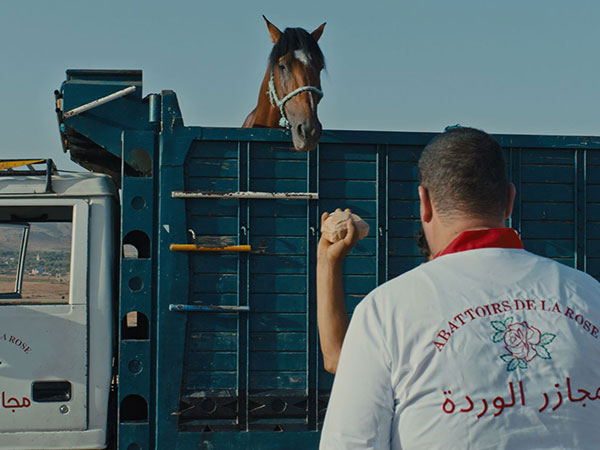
<box><xmin>1</xmin><ymin>0</ymin><xmax>599</xmax><ymax>170</ymax></box>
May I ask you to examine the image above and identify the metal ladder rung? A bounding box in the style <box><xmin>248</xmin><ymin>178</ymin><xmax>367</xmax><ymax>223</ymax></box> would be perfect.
<box><xmin>169</xmin><ymin>304</ymin><xmax>250</xmax><ymax>312</ymax></box>
<box><xmin>170</xmin><ymin>244</ymin><xmax>251</xmax><ymax>252</ymax></box>
<box><xmin>171</xmin><ymin>190</ymin><xmax>318</xmax><ymax>200</ymax></box>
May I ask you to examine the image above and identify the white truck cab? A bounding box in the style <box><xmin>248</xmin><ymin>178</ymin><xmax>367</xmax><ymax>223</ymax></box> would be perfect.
<box><xmin>0</xmin><ymin>165</ymin><xmax>117</xmax><ymax>449</ymax></box>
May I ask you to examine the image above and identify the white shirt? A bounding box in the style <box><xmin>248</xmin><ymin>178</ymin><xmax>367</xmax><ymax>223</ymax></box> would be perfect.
<box><xmin>320</xmin><ymin>244</ymin><xmax>600</xmax><ymax>449</ymax></box>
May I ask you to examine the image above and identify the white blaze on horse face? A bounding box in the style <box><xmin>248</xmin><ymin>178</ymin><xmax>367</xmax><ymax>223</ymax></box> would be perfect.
<box><xmin>294</xmin><ymin>50</ymin><xmax>311</xmax><ymax>66</ymax></box>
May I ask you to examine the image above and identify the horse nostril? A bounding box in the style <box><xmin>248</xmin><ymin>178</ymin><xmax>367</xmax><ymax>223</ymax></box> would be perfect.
<box><xmin>294</xmin><ymin>121</ymin><xmax>320</xmax><ymax>142</ymax></box>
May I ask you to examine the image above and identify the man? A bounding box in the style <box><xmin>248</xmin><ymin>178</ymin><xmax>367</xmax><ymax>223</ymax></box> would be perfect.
<box><xmin>318</xmin><ymin>127</ymin><xmax>600</xmax><ymax>449</ymax></box>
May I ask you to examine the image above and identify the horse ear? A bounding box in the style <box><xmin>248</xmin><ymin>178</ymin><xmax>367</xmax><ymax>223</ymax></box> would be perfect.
<box><xmin>263</xmin><ymin>15</ymin><xmax>282</xmax><ymax>44</ymax></box>
<box><xmin>311</xmin><ymin>22</ymin><xmax>326</xmax><ymax>42</ymax></box>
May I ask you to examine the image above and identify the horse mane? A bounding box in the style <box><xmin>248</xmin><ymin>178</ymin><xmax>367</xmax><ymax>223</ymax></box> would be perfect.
<box><xmin>268</xmin><ymin>27</ymin><xmax>325</xmax><ymax>70</ymax></box>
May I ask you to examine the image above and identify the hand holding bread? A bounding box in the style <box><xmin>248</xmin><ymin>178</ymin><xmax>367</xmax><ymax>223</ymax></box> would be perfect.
<box><xmin>321</xmin><ymin>210</ymin><xmax>370</xmax><ymax>243</ymax></box>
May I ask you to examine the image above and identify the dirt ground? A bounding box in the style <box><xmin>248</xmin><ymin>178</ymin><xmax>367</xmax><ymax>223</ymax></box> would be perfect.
<box><xmin>0</xmin><ymin>277</ymin><xmax>69</xmax><ymax>302</ymax></box>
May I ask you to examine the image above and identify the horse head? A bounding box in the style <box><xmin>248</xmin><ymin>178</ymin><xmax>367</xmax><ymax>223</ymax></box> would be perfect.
<box><xmin>244</xmin><ymin>17</ymin><xmax>326</xmax><ymax>152</ymax></box>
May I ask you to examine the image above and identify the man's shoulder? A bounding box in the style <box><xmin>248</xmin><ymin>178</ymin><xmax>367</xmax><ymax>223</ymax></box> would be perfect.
<box><xmin>436</xmin><ymin>247</ymin><xmax>597</xmax><ymax>278</ymax></box>
<box><xmin>515</xmin><ymin>249</ymin><xmax>600</xmax><ymax>287</ymax></box>
<box><xmin>366</xmin><ymin>248</ymin><xmax>600</xmax><ymax>306</ymax></box>
<box><xmin>362</xmin><ymin>263</ymin><xmax>431</xmax><ymax>308</ymax></box>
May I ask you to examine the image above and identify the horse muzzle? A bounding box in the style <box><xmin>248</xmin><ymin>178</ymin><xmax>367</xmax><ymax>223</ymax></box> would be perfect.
<box><xmin>291</xmin><ymin>118</ymin><xmax>322</xmax><ymax>152</ymax></box>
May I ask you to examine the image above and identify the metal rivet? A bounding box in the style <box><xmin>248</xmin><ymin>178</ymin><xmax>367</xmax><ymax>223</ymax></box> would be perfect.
<box><xmin>128</xmin><ymin>276</ymin><xmax>143</xmax><ymax>292</ymax></box>
<box><xmin>129</xmin><ymin>359</ymin><xmax>143</xmax><ymax>374</ymax></box>
<box><xmin>131</xmin><ymin>196</ymin><xmax>146</xmax><ymax>211</ymax></box>
<box><xmin>59</xmin><ymin>405</ymin><xmax>69</xmax><ymax>414</ymax></box>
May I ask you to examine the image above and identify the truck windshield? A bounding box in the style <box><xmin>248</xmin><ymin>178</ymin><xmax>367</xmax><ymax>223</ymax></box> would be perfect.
<box><xmin>0</xmin><ymin>207</ymin><xmax>72</xmax><ymax>304</ymax></box>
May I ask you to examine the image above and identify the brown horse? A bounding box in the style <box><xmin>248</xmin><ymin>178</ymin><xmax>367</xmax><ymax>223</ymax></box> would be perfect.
<box><xmin>243</xmin><ymin>16</ymin><xmax>326</xmax><ymax>152</ymax></box>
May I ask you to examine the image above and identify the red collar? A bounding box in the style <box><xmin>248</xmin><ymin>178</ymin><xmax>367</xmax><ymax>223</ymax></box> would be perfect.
<box><xmin>434</xmin><ymin>228</ymin><xmax>523</xmax><ymax>259</ymax></box>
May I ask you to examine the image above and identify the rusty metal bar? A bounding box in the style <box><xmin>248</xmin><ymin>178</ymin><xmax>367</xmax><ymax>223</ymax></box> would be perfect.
<box><xmin>168</xmin><ymin>304</ymin><xmax>250</xmax><ymax>312</ymax></box>
<box><xmin>64</xmin><ymin>86</ymin><xmax>136</xmax><ymax>118</ymax></box>
<box><xmin>169</xmin><ymin>244</ymin><xmax>251</xmax><ymax>252</ymax></box>
<box><xmin>171</xmin><ymin>190</ymin><xmax>318</xmax><ymax>200</ymax></box>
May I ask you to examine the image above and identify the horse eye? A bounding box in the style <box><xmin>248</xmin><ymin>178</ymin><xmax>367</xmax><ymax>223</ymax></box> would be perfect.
<box><xmin>278</xmin><ymin>63</ymin><xmax>286</xmax><ymax>71</ymax></box>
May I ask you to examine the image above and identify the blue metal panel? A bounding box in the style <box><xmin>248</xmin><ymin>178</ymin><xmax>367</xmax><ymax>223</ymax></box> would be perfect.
<box><xmin>57</xmin><ymin>70</ymin><xmax>600</xmax><ymax>449</ymax></box>
<box><xmin>118</xmin><ymin>130</ymin><xmax>157</xmax><ymax>450</ymax></box>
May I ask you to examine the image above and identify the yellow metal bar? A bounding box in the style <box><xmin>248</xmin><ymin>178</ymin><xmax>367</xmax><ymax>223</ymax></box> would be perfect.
<box><xmin>0</xmin><ymin>160</ymin><xmax>46</xmax><ymax>171</ymax></box>
<box><xmin>170</xmin><ymin>244</ymin><xmax>251</xmax><ymax>253</ymax></box>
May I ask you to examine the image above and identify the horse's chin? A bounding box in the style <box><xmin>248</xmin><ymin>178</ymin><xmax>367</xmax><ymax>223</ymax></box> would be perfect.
<box><xmin>291</xmin><ymin>131</ymin><xmax>321</xmax><ymax>152</ymax></box>
<box><xmin>292</xmin><ymin>142</ymin><xmax>317</xmax><ymax>152</ymax></box>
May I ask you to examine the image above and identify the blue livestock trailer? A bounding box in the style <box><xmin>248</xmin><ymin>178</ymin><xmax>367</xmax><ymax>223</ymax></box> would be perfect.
<box><xmin>2</xmin><ymin>69</ymin><xmax>598</xmax><ymax>449</ymax></box>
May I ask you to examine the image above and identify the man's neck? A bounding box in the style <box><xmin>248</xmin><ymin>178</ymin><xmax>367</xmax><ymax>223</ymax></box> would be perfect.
<box><xmin>430</xmin><ymin>216</ymin><xmax>506</xmax><ymax>256</ymax></box>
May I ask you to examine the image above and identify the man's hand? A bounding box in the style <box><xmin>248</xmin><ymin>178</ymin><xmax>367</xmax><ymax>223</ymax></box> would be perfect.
<box><xmin>317</xmin><ymin>208</ymin><xmax>360</xmax><ymax>267</ymax></box>
<box><xmin>317</xmin><ymin>208</ymin><xmax>360</xmax><ymax>373</ymax></box>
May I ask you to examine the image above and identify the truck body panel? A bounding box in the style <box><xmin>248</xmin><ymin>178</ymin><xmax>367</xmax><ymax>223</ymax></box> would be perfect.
<box><xmin>1</xmin><ymin>70</ymin><xmax>600</xmax><ymax>448</ymax></box>
<box><xmin>0</xmin><ymin>174</ymin><xmax>116</xmax><ymax>448</ymax></box>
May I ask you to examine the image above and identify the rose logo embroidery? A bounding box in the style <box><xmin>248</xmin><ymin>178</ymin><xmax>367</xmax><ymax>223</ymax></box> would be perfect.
<box><xmin>491</xmin><ymin>317</ymin><xmax>556</xmax><ymax>372</ymax></box>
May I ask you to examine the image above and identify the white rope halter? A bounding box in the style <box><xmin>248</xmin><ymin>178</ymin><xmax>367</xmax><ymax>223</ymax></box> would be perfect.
<box><xmin>267</xmin><ymin>70</ymin><xmax>323</xmax><ymax>128</ymax></box>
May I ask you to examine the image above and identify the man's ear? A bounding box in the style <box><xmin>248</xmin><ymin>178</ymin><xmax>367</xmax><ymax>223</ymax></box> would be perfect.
<box><xmin>263</xmin><ymin>15</ymin><xmax>282</xmax><ymax>44</ymax></box>
<box><xmin>504</xmin><ymin>183</ymin><xmax>516</xmax><ymax>220</ymax></box>
<box><xmin>419</xmin><ymin>185</ymin><xmax>433</xmax><ymax>223</ymax></box>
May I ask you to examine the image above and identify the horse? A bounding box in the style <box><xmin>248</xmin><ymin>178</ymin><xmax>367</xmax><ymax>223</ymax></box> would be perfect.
<box><xmin>242</xmin><ymin>16</ymin><xmax>326</xmax><ymax>152</ymax></box>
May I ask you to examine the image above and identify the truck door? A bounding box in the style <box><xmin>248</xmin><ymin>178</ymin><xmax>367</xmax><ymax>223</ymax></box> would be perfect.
<box><xmin>0</xmin><ymin>201</ymin><xmax>88</xmax><ymax>432</ymax></box>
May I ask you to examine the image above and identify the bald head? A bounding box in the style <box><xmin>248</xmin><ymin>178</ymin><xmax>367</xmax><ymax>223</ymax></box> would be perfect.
<box><xmin>418</xmin><ymin>127</ymin><xmax>509</xmax><ymax>223</ymax></box>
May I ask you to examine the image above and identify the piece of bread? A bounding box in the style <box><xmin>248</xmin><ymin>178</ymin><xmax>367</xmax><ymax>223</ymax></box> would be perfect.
<box><xmin>322</xmin><ymin>211</ymin><xmax>370</xmax><ymax>243</ymax></box>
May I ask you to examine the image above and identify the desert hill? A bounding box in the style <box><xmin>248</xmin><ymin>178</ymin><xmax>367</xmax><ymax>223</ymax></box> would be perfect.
<box><xmin>0</xmin><ymin>223</ymin><xmax>71</xmax><ymax>252</ymax></box>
